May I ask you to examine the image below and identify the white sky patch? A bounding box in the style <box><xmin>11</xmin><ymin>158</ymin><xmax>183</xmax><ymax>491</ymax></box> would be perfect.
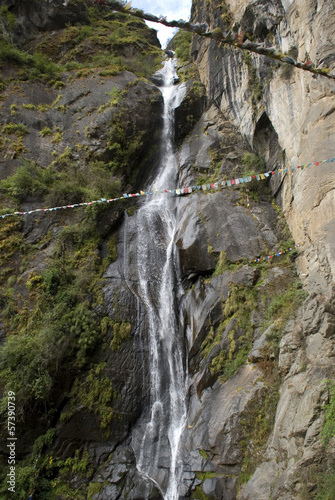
<box><xmin>130</xmin><ymin>0</ymin><xmax>192</xmax><ymax>47</ymax></box>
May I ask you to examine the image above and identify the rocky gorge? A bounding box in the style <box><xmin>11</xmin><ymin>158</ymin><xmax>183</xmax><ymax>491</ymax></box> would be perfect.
<box><xmin>0</xmin><ymin>0</ymin><xmax>334</xmax><ymax>499</ymax></box>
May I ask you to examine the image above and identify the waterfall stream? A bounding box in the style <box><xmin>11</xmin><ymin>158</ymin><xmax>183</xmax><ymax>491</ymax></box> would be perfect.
<box><xmin>132</xmin><ymin>58</ymin><xmax>187</xmax><ymax>499</ymax></box>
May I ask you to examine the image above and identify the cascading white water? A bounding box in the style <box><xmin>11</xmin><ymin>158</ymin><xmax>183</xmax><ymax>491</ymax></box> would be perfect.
<box><xmin>132</xmin><ymin>58</ymin><xmax>187</xmax><ymax>499</ymax></box>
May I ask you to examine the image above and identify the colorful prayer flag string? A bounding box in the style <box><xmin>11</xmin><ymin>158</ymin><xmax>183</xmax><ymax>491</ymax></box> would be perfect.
<box><xmin>103</xmin><ymin>1</ymin><xmax>335</xmax><ymax>80</ymax></box>
<box><xmin>0</xmin><ymin>157</ymin><xmax>333</xmax><ymax>221</ymax></box>
<box><xmin>250</xmin><ymin>244</ymin><xmax>301</xmax><ymax>263</ymax></box>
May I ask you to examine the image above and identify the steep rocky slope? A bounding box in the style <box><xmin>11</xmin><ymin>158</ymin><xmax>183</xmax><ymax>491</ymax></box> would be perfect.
<box><xmin>186</xmin><ymin>0</ymin><xmax>335</xmax><ymax>498</ymax></box>
<box><xmin>0</xmin><ymin>0</ymin><xmax>334</xmax><ymax>499</ymax></box>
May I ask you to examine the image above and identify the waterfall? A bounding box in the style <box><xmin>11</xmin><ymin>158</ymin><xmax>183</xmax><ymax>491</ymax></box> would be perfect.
<box><xmin>132</xmin><ymin>58</ymin><xmax>187</xmax><ymax>499</ymax></box>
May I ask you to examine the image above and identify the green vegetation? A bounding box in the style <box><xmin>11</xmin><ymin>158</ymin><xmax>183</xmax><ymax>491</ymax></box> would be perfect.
<box><xmin>62</xmin><ymin>363</ymin><xmax>117</xmax><ymax>432</ymax></box>
<box><xmin>110</xmin><ymin>321</ymin><xmax>132</xmax><ymax>351</ymax></box>
<box><xmin>243</xmin><ymin>51</ymin><xmax>263</xmax><ymax>112</ymax></box>
<box><xmin>88</xmin><ymin>482</ymin><xmax>104</xmax><ymax>499</ymax></box>
<box><xmin>242</xmin><ymin>152</ymin><xmax>265</xmax><ymax>176</ymax></box>
<box><xmin>0</xmin><ymin>217</ymin><xmax>26</xmax><ymax>282</ymax></box>
<box><xmin>315</xmin><ymin>470</ymin><xmax>335</xmax><ymax>500</ymax></box>
<box><xmin>0</xmin><ymin>158</ymin><xmax>121</xmax><ymax>205</ymax></box>
<box><xmin>191</xmin><ymin>484</ymin><xmax>216</xmax><ymax>500</ymax></box>
<box><xmin>201</xmin><ymin>249</ymin><xmax>307</xmax><ymax>382</ymax></box>
<box><xmin>209</xmin><ymin>282</ymin><xmax>257</xmax><ymax>380</ymax></box>
<box><xmin>0</xmin><ymin>463</ymin><xmax>37</xmax><ymax>499</ymax></box>
<box><xmin>239</xmin><ymin>379</ymin><xmax>280</xmax><ymax>486</ymax></box>
<box><xmin>213</xmin><ymin>251</ymin><xmax>247</xmax><ymax>276</ymax></box>
<box><xmin>264</xmin><ymin>280</ymin><xmax>307</xmax><ymax>356</ymax></box>
<box><xmin>39</xmin><ymin>127</ymin><xmax>52</xmax><ymax>137</ymax></box>
<box><xmin>1</xmin><ymin>122</ymin><xmax>29</xmax><ymax>137</ymax></box>
<box><xmin>37</xmin><ymin>12</ymin><xmax>162</xmax><ymax>78</ymax></box>
<box><xmin>170</xmin><ymin>30</ymin><xmax>192</xmax><ymax>62</ymax></box>
<box><xmin>0</xmin><ymin>215</ymin><xmax>119</xmax><ymax>422</ymax></box>
<box><xmin>0</xmin><ymin>37</ymin><xmax>62</xmax><ymax>81</ymax></box>
<box><xmin>321</xmin><ymin>381</ymin><xmax>335</xmax><ymax>447</ymax></box>
<box><xmin>0</xmin><ymin>5</ymin><xmax>16</xmax><ymax>43</ymax></box>
<box><xmin>0</xmin><ymin>8</ymin><xmax>163</xmax><ymax>90</ymax></box>
<box><xmin>107</xmin><ymin>109</ymin><xmax>145</xmax><ymax>180</ymax></box>
<box><xmin>200</xmin><ymin>280</ymin><xmax>258</xmax><ymax>380</ymax></box>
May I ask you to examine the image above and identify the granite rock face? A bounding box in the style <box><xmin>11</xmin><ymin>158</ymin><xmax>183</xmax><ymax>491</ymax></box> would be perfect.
<box><xmin>189</xmin><ymin>0</ymin><xmax>335</xmax><ymax>497</ymax></box>
<box><xmin>192</xmin><ymin>0</ymin><xmax>335</xmax><ymax>287</ymax></box>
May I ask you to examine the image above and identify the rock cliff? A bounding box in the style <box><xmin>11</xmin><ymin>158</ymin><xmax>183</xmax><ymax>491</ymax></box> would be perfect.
<box><xmin>187</xmin><ymin>0</ymin><xmax>335</xmax><ymax>498</ymax></box>
<box><xmin>0</xmin><ymin>1</ymin><xmax>334</xmax><ymax>499</ymax></box>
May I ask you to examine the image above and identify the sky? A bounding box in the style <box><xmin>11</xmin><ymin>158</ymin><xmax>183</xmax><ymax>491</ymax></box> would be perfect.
<box><xmin>130</xmin><ymin>0</ymin><xmax>192</xmax><ymax>47</ymax></box>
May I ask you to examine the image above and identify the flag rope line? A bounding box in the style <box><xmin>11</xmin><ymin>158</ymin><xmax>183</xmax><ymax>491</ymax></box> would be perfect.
<box><xmin>1</xmin><ymin>156</ymin><xmax>333</xmax><ymax>220</ymax></box>
<box><xmin>101</xmin><ymin>0</ymin><xmax>335</xmax><ymax>80</ymax></box>
<box><xmin>246</xmin><ymin>190</ymin><xmax>301</xmax><ymax>263</ymax></box>
<box><xmin>250</xmin><ymin>244</ymin><xmax>301</xmax><ymax>263</ymax></box>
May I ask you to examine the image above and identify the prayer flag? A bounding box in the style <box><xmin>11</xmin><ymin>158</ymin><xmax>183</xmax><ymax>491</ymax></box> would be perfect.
<box><xmin>202</xmin><ymin>185</ymin><xmax>207</xmax><ymax>190</ymax></box>
<box><xmin>140</xmin><ymin>190</ymin><xmax>145</xmax><ymax>195</ymax></box>
<box><xmin>260</xmin><ymin>174</ymin><xmax>265</xmax><ymax>180</ymax></box>
<box><xmin>227</xmin><ymin>180</ymin><xmax>231</xmax><ymax>187</ymax></box>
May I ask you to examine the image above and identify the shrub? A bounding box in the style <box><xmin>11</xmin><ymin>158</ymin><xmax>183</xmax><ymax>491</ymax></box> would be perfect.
<box><xmin>171</xmin><ymin>30</ymin><xmax>192</xmax><ymax>62</ymax></box>
<box><xmin>0</xmin><ymin>5</ymin><xmax>16</xmax><ymax>43</ymax></box>
<box><xmin>242</xmin><ymin>152</ymin><xmax>265</xmax><ymax>174</ymax></box>
<box><xmin>315</xmin><ymin>470</ymin><xmax>335</xmax><ymax>500</ymax></box>
<box><xmin>2</xmin><ymin>122</ymin><xmax>29</xmax><ymax>136</ymax></box>
<box><xmin>321</xmin><ymin>382</ymin><xmax>335</xmax><ymax>447</ymax></box>
<box><xmin>40</xmin><ymin>127</ymin><xmax>52</xmax><ymax>137</ymax></box>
